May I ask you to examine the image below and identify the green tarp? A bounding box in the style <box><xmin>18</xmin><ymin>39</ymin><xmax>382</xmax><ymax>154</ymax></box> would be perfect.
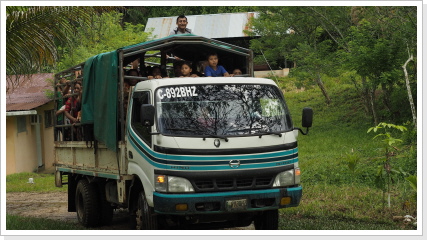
<box><xmin>81</xmin><ymin>51</ymin><xmax>118</xmax><ymax>152</ymax></box>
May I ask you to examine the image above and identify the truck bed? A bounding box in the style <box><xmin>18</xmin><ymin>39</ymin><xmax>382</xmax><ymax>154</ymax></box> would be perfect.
<box><xmin>54</xmin><ymin>141</ymin><xmax>127</xmax><ymax>180</ymax></box>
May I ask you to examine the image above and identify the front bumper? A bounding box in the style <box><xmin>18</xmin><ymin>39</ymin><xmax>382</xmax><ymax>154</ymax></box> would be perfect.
<box><xmin>153</xmin><ymin>186</ymin><xmax>302</xmax><ymax>215</ymax></box>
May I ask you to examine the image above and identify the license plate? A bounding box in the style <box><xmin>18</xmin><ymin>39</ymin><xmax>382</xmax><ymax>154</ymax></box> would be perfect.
<box><xmin>225</xmin><ymin>199</ymin><xmax>247</xmax><ymax>212</ymax></box>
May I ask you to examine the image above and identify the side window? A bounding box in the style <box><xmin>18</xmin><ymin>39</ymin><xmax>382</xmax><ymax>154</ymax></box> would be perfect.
<box><xmin>44</xmin><ymin>110</ymin><xmax>54</xmax><ymax>128</ymax></box>
<box><xmin>17</xmin><ymin>116</ymin><xmax>27</xmax><ymax>133</ymax></box>
<box><xmin>131</xmin><ymin>91</ymin><xmax>152</xmax><ymax>146</ymax></box>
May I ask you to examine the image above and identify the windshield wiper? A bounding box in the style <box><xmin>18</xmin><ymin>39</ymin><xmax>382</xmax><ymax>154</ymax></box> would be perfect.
<box><xmin>257</xmin><ymin>131</ymin><xmax>283</xmax><ymax>138</ymax></box>
<box><xmin>228</xmin><ymin>128</ymin><xmax>262</xmax><ymax>133</ymax></box>
<box><xmin>202</xmin><ymin>134</ymin><xmax>229</xmax><ymax>142</ymax></box>
<box><xmin>227</xmin><ymin>128</ymin><xmax>282</xmax><ymax>137</ymax></box>
<box><xmin>166</xmin><ymin>128</ymin><xmax>229</xmax><ymax>142</ymax></box>
<box><xmin>165</xmin><ymin>128</ymin><xmax>199</xmax><ymax>133</ymax></box>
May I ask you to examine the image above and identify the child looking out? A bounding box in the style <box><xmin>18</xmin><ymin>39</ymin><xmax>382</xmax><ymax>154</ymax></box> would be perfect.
<box><xmin>204</xmin><ymin>53</ymin><xmax>230</xmax><ymax>77</ymax></box>
<box><xmin>180</xmin><ymin>61</ymin><xmax>198</xmax><ymax>78</ymax></box>
<box><xmin>148</xmin><ymin>66</ymin><xmax>169</xmax><ymax>79</ymax></box>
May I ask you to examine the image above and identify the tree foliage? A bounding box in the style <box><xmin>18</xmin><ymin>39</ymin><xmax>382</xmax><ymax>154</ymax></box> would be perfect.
<box><xmin>249</xmin><ymin>6</ymin><xmax>417</xmax><ymax>124</ymax></box>
<box><xmin>6</xmin><ymin>6</ymin><xmax>121</xmax><ymax>89</ymax></box>
<box><xmin>342</xmin><ymin>6</ymin><xmax>417</xmax><ymax>124</ymax></box>
<box><xmin>55</xmin><ymin>12</ymin><xmax>150</xmax><ymax>71</ymax></box>
<box><xmin>122</xmin><ymin>6</ymin><xmax>257</xmax><ymax>26</ymax></box>
<box><xmin>248</xmin><ymin>6</ymin><xmax>354</xmax><ymax>104</ymax></box>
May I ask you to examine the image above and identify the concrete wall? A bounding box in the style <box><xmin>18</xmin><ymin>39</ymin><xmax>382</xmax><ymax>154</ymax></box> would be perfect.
<box><xmin>6</xmin><ymin>102</ymin><xmax>55</xmax><ymax>175</ymax></box>
<box><xmin>6</xmin><ymin>117</ymin><xmax>17</xmax><ymax>175</ymax></box>
<box><xmin>254</xmin><ymin>68</ymin><xmax>290</xmax><ymax>78</ymax></box>
<box><xmin>6</xmin><ymin>115</ymin><xmax>39</xmax><ymax>174</ymax></box>
<box><xmin>38</xmin><ymin>102</ymin><xmax>55</xmax><ymax>173</ymax></box>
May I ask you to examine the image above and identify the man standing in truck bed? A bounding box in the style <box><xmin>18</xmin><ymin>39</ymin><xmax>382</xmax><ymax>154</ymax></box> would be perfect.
<box><xmin>169</xmin><ymin>15</ymin><xmax>193</xmax><ymax>35</ymax></box>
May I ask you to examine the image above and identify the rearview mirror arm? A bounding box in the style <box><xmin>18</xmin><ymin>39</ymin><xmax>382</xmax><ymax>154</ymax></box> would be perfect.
<box><xmin>294</xmin><ymin>127</ymin><xmax>310</xmax><ymax>135</ymax></box>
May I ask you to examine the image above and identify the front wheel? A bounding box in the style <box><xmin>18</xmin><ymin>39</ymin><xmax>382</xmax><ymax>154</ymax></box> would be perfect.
<box><xmin>130</xmin><ymin>188</ymin><xmax>158</xmax><ymax>230</ymax></box>
<box><xmin>254</xmin><ymin>209</ymin><xmax>279</xmax><ymax>230</ymax></box>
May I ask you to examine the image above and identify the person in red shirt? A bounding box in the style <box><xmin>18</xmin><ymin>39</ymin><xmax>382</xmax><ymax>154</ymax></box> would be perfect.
<box><xmin>64</xmin><ymin>81</ymin><xmax>82</xmax><ymax>140</ymax></box>
<box><xmin>64</xmin><ymin>81</ymin><xmax>81</xmax><ymax>124</ymax></box>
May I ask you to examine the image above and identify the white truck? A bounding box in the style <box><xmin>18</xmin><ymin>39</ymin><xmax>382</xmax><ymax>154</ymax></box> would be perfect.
<box><xmin>54</xmin><ymin>35</ymin><xmax>313</xmax><ymax>230</ymax></box>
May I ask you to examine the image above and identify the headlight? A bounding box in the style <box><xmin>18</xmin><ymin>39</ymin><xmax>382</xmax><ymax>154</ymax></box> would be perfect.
<box><xmin>155</xmin><ymin>175</ymin><xmax>195</xmax><ymax>193</ymax></box>
<box><xmin>273</xmin><ymin>168</ymin><xmax>301</xmax><ymax>187</ymax></box>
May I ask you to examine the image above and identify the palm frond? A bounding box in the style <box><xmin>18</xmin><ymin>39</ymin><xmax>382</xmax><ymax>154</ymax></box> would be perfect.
<box><xmin>6</xmin><ymin>6</ymin><xmax>122</xmax><ymax>91</ymax></box>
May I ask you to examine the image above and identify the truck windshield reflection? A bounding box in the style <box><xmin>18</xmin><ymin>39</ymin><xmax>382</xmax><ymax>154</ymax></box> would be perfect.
<box><xmin>155</xmin><ymin>84</ymin><xmax>292</xmax><ymax>137</ymax></box>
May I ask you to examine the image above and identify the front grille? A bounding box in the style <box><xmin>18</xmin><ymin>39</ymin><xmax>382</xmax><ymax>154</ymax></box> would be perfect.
<box><xmin>255</xmin><ymin>178</ymin><xmax>272</xmax><ymax>186</ymax></box>
<box><xmin>192</xmin><ymin>176</ymin><xmax>273</xmax><ymax>192</ymax></box>
<box><xmin>236</xmin><ymin>178</ymin><xmax>253</xmax><ymax>188</ymax></box>
<box><xmin>194</xmin><ymin>180</ymin><xmax>214</xmax><ymax>189</ymax></box>
<box><xmin>216</xmin><ymin>179</ymin><xmax>233</xmax><ymax>188</ymax></box>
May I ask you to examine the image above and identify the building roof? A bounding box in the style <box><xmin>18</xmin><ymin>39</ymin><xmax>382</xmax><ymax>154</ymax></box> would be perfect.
<box><xmin>6</xmin><ymin>73</ymin><xmax>54</xmax><ymax>112</ymax></box>
<box><xmin>145</xmin><ymin>12</ymin><xmax>259</xmax><ymax>40</ymax></box>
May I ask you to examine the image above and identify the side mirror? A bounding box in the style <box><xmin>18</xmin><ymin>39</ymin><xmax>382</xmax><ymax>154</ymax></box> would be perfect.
<box><xmin>140</xmin><ymin>104</ymin><xmax>155</xmax><ymax>126</ymax></box>
<box><xmin>302</xmin><ymin>107</ymin><xmax>313</xmax><ymax>128</ymax></box>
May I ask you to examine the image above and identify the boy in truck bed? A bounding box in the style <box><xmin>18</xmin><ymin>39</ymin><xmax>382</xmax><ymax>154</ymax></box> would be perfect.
<box><xmin>204</xmin><ymin>53</ymin><xmax>231</xmax><ymax>77</ymax></box>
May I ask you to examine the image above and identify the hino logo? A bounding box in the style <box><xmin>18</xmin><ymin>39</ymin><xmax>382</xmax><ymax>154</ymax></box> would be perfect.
<box><xmin>229</xmin><ymin>160</ymin><xmax>240</xmax><ymax>168</ymax></box>
<box><xmin>214</xmin><ymin>139</ymin><xmax>221</xmax><ymax>148</ymax></box>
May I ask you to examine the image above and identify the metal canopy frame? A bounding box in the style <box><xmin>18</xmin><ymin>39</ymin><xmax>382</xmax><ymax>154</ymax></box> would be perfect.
<box><xmin>55</xmin><ymin>35</ymin><xmax>254</xmax><ymax>143</ymax></box>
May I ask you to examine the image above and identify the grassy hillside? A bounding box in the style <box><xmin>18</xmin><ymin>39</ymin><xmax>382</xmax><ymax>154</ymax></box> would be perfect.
<box><xmin>279</xmin><ymin>76</ymin><xmax>417</xmax><ymax>230</ymax></box>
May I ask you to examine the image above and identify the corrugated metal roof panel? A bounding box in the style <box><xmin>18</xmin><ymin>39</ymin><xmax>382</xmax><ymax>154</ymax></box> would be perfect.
<box><xmin>6</xmin><ymin>73</ymin><xmax>54</xmax><ymax>111</ymax></box>
<box><xmin>6</xmin><ymin>102</ymin><xmax>51</xmax><ymax>111</ymax></box>
<box><xmin>145</xmin><ymin>12</ymin><xmax>259</xmax><ymax>39</ymax></box>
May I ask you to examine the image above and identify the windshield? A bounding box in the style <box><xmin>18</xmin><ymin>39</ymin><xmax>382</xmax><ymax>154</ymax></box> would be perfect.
<box><xmin>155</xmin><ymin>84</ymin><xmax>293</xmax><ymax>137</ymax></box>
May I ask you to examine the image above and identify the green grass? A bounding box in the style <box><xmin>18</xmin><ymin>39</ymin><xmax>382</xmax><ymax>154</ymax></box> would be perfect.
<box><xmin>279</xmin><ymin>214</ymin><xmax>405</xmax><ymax>230</ymax></box>
<box><xmin>6</xmin><ymin>214</ymin><xmax>82</xmax><ymax>230</ymax></box>
<box><xmin>279</xmin><ymin>184</ymin><xmax>416</xmax><ymax>230</ymax></box>
<box><xmin>6</xmin><ymin>172</ymin><xmax>66</xmax><ymax>193</ymax></box>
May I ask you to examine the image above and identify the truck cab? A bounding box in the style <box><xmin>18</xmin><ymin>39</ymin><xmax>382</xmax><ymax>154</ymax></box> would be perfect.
<box><xmin>54</xmin><ymin>35</ymin><xmax>312</xmax><ymax>230</ymax></box>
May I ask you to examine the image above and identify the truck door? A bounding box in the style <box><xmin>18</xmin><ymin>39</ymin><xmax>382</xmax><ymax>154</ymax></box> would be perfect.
<box><xmin>129</xmin><ymin>91</ymin><xmax>152</xmax><ymax>148</ymax></box>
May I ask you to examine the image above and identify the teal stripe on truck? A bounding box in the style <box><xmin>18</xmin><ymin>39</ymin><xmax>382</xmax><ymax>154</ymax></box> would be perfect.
<box><xmin>57</xmin><ymin>167</ymin><xmax>120</xmax><ymax>180</ymax></box>
<box><xmin>128</xmin><ymin>129</ymin><xmax>298</xmax><ymax>171</ymax></box>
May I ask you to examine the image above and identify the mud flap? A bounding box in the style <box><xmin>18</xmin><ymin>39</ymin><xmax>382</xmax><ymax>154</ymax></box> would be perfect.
<box><xmin>55</xmin><ymin>171</ymin><xmax>62</xmax><ymax>187</ymax></box>
<box><xmin>68</xmin><ymin>176</ymin><xmax>77</xmax><ymax>212</ymax></box>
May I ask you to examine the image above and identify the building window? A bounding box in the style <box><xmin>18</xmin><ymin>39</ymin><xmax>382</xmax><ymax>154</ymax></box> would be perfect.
<box><xmin>17</xmin><ymin>116</ymin><xmax>27</xmax><ymax>133</ymax></box>
<box><xmin>45</xmin><ymin>110</ymin><xmax>54</xmax><ymax>128</ymax></box>
<box><xmin>30</xmin><ymin>115</ymin><xmax>41</xmax><ymax>124</ymax></box>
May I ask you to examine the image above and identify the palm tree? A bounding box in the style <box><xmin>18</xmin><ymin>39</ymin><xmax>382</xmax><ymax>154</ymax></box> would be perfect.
<box><xmin>6</xmin><ymin>6</ymin><xmax>121</xmax><ymax>91</ymax></box>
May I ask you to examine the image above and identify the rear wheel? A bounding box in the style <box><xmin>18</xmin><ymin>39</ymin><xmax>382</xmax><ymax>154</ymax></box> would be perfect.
<box><xmin>254</xmin><ymin>209</ymin><xmax>279</xmax><ymax>230</ymax></box>
<box><xmin>75</xmin><ymin>179</ymin><xmax>100</xmax><ymax>227</ymax></box>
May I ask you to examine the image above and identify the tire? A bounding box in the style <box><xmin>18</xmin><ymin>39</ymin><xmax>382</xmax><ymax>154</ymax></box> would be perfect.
<box><xmin>234</xmin><ymin>218</ymin><xmax>253</xmax><ymax>228</ymax></box>
<box><xmin>75</xmin><ymin>179</ymin><xmax>101</xmax><ymax>227</ymax></box>
<box><xmin>254</xmin><ymin>209</ymin><xmax>279</xmax><ymax>230</ymax></box>
<box><xmin>129</xmin><ymin>188</ymin><xmax>158</xmax><ymax>230</ymax></box>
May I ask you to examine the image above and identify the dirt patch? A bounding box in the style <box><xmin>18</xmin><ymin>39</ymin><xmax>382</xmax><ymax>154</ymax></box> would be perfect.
<box><xmin>6</xmin><ymin>192</ymin><xmax>254</xmax><ymax>230</ymax></box>
<box><xmin>7</xmin><ymin>192</ymin><xmax>75</xmax><ymax>221</ymax></box>
<box><xmin>6</xmin><ymin>192</ymin><xmax>129</xmax><ymax>230</ymax></box>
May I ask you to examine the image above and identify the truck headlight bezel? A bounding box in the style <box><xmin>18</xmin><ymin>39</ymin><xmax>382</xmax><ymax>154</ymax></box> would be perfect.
<box><xmin>155</xmin><ymin>174</ymin><xmax>195</xmax><ymax>193</ymax></box>
<box><xmin>273</xmin><ymin>168</ymin><xmax>301</xmax><ymax>187</ymax></box>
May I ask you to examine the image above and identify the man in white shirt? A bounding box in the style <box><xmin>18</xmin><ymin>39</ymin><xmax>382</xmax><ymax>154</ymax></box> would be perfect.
<box><xmin>169</xmin><ymin>15</ymin><xmax>193</xmax><ymax>35</ymax></box>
